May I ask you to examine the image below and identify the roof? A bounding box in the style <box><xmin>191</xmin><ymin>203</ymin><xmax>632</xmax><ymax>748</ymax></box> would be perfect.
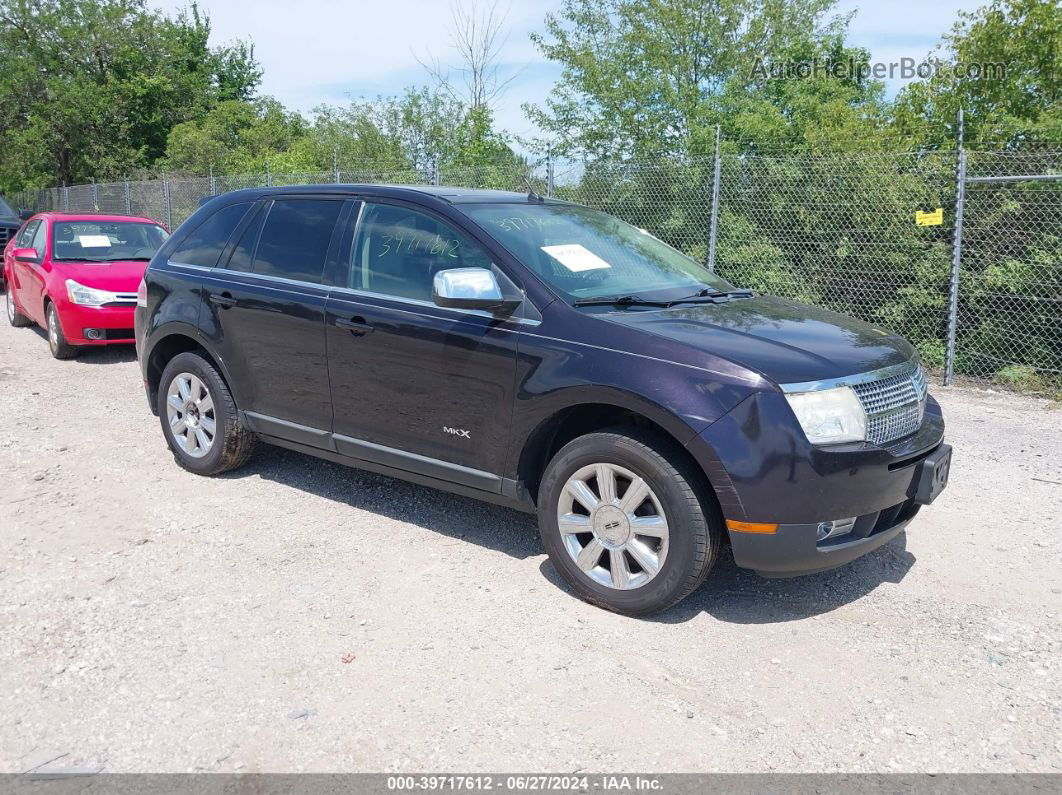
<box><xmin>210</xmin><ymin>184</ymin><xmax>568</xmax><ymax>206</ymax></box>
<box><xmin>34</xmin><ymin>211</ymin><xmax>163</xmax><ymax>224</ymax></box>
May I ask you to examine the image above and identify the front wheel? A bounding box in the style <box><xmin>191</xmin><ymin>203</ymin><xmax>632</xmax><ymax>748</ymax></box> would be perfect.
<box><xmin>157</xmin><ymin>351</ymin><xmax>255</xmax><ymax>475</ymax></box>
<box><xmin>46</xmin><ymin>303</ymin><xmax>77</xmax><ymax>359</ymax></box>
<box><xmin>537</xmin><ymin>428</ymin><xmax>722</xmax><ymax>616</ymax></box>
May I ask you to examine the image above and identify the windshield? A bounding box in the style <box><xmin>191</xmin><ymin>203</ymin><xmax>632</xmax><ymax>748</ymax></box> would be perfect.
<box><xmin>52</xmin><ymin>220</ymin><xmax>169</xmax><ymax>263</ymax></box>
<box><xmin>462</xmin><ymin>203</ymin><xmax>734</xmax><ymax>303</ymax></box>
<box><xmin>0</xmin><ymin>196</ymin><xmax>15</xmax><ymax>218</ymax></box>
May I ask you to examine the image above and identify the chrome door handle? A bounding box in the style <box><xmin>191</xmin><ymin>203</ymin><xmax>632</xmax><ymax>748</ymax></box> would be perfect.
<box><xmin>209</xmin><ymin>293</ymin><xmax>237</xmax><ymax>308</ymax></box>
<box><xmin>336</xmin><ymin>316</ymin><xmax>373</xmax><ymax>335</ymax></box>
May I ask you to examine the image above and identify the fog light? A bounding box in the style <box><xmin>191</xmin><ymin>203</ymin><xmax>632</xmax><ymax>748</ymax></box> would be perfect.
<box><xmin>84</xmin><ymin>328</ymin><xmax>102</xmax><ymax>340</ymax></box>
<box><xmin>817</xmin><ymin>517</ymin><xmax>857</xmax><ymax>541</ymax></box>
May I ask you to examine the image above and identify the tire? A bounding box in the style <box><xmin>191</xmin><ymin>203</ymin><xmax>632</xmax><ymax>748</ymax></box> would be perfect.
<box><xmin>46</xmin><ymin>303</ymin><xmax>77</xmax><ymax>358</ymax></box>
<box><xmin>6</xmin><ymin>288</ymin><xmax>32</xmax><ymax>327</ymax></box>
<box><xmin>537</xmin><ymin>428</ymin><xmax>722</xmax><ymax>616</ymax></box>
<box><xmin>158</xmin><ymin>351</ymin><xmax>256</xmax><ymax>475</ymax></box>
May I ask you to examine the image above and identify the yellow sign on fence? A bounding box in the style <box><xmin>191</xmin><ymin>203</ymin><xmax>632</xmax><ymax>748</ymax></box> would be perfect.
<box><xmin>916</xmin><ymin>207</ymin><xmax>944</xmax><ymax>226</ymax></box>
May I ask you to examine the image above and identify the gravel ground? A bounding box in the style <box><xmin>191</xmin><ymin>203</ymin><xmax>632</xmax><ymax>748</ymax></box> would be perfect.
<box><xmin>1</xmin><ymin>314</ymin><xmax>1061</xmax><ymax>775</ymax></box>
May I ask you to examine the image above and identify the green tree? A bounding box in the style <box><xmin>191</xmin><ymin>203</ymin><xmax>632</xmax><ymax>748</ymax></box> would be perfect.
<box><xmin>163</xmin><ymin>98</ymin><xmax>309</xmax><ymax>173</ymax></box>
<box><xmin>526</xmin><ymin>0</ymin><xmax>887</xmax><ymax>157</ymax></box>
<box><xmin>0</xmin><ymin>0</ymin><xmax>260</xmax><ymax>192</ymax></box>
<box><xmin>892</xmin><ymin>0</ymin><xmax>1061</xmax><ymax>146</ymax></box>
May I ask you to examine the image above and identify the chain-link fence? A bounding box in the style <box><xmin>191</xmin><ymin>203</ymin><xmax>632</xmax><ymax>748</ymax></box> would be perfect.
<box><xmin>12</xmin><ymin>143</ymin><xmax>1062</xmax><ymax>393</ymax></box>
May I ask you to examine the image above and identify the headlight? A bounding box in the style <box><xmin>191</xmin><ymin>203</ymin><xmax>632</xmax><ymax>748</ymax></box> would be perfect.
<box><xmin>784</xmin><ymin>385</ymin><xmax>866</xmax><ymax>445</ymax></box>
<box><xmin>66</xmin><ymin>279</ymin><xmax>118</xmax><ymax>307</ymax></box>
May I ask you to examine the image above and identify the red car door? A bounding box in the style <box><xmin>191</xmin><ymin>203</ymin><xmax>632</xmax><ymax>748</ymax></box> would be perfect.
<box><xmin>19</xmin><ymin>220</ymin><xmax>49</xmax><ymax>324</ymax></box>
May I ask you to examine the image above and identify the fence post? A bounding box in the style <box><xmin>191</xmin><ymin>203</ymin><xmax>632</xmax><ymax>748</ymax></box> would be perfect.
<box><xmin>333</xmin><ymin>148</ymin><xmax>340</xmax><ymax>184</ymax></box>
<box><xmin>162</xmin><ymin>173</ymin><xmax>173</xmax><ymax>231</ymax></box>
<box><xmin>265</xmin><ymin>161</ymin><xmax>272</xmax><ymax>187</ymax></box>
<box><xmin>546</xmin><ymin>146</ymin><xmax>555</xmax><ymax>198</ymax></box>
<box><xmin>91</xmin><ymin>179</ymin><xmax>98</xmax><ymax>211</ymax></box>
<box><xmin>944</xmin><ymin>109</ymin><xmax>966</xmax><ymax>387</ymax></box>
<box><xmin>124</xmin><ymin>179</ymin><xmax>131</xmax><ymax>214</ymax></box>
<box><xmin>63</xmin><ymin>185</ymin><xmax>70</xmax><ymax>212</ymax></box>
<box><xmin>209</xmin><ymin>164</ymin><xmax>217</xmax><ymax>197</ymax></box>
<box><xmin>432</xmin><ymin>159</ymin><xmax>440</xmax><ymax>186</ymax></box>
<box><xmin>706</xmin><ymin>124</ymin><xmax>722</xmax><ymax>273</ymax></box>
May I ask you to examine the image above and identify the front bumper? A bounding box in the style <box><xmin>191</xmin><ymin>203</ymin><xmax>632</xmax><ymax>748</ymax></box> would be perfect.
<box><xmin>57</xmin><ymin>301</ymin><xmax>136</xmax><ymax>345</ymax></box>
<box><xmin>730</xmin><ymin>498</ymin><xmax>919</xmax><ymax>576</ymax></box>
<box><xmin>685</xmin><ymin>389</ymin><xmax>949</xmax><ymax>576</ymax></box>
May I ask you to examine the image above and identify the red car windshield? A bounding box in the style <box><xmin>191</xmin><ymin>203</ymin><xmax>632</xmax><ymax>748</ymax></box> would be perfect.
<box><xmin>52</xmin><ymin>221</ymin><xmax>169</xmax><ymax>263</ymax></box>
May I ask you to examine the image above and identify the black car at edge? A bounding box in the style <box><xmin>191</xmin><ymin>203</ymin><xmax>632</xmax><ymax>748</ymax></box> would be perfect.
<box><xmin>135</xmin><ymin>185</ymin><xmax>951</xmax><ymax>615</ymax></box>
<box><xmin>0</xmin><ymin>194</ymin><xmax>24</xmax><ymax>289</ymax></box>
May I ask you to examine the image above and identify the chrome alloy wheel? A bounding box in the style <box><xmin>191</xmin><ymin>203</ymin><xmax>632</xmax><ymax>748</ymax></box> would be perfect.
<box><xmin>47</xmin><ymin>307</ymin><xmax>59</xmax><ymax>346</ymax></box>
<box><xmin>6</xmin><ymin>291</ymin><xmax>14</xmax><ymax>322</ymax></box>
<box><xmin>166</xmin><ymin>372</ymin><xmax>216</xmax><ymax>459</ymax></box>
<box><xmin>557</xmin><ymin>462</ymin><xmax>670</xmax><ymax>590</ymax></box>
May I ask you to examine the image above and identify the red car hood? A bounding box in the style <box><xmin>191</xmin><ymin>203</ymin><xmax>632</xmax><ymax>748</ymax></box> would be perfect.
<box><xmin>53</xmin><ymin>260</ymin><xmax>148</xmax><ymax>291</ymax></box>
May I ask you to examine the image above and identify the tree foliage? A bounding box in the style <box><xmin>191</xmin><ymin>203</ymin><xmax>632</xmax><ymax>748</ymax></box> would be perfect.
<box><xmin>0</xmin><ymin>0</ymin><xmax>260</xmax><ymax>192</ymax></box>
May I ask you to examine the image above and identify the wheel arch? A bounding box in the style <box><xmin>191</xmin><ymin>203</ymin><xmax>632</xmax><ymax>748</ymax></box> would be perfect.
<box><xmin>516</xmin><ymin>394</ymin><xmax>722</xmax><ymax>516</ymax></box>
<box><xmin>145</xmin><ymin>332</ymin><xmax>234</xmax><ymax>415</ymax></box>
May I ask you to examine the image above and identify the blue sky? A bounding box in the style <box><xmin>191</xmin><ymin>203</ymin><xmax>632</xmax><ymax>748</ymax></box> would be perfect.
<box><xmin>162</xmin><ymin>0</ymin><xmax>984</xmax><ymax>138</ymax></box>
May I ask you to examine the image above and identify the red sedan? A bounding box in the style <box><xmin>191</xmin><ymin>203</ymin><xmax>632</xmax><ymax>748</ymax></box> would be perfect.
<box><xmin>4</xmin><ymin>213</ymin><xmax>169</xmax><ymax>359</ymax></box>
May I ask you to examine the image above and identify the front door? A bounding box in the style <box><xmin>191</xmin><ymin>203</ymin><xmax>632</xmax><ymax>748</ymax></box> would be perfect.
<box><xmin>9</xmin><ymin>219</ymin><xmax>40</xmax><ymax>317</ymax></box>
<box><xmin>19</xmin><ymin>220</ymin><xmax>49</xmax><ymax>324</ymax></box>
<box><xmin>199</xmin><ymin>197</ymin><xmax>349</xmax><ymax>446</ymax></box>
<box><xmin>325</xmin><ymin>201</ymin><xmax>522</xmax><ymax>490</ymax></box>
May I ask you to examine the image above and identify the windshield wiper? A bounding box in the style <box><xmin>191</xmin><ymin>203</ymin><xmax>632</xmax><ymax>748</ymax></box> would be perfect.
<box><xmin>672</xmin><ymin>287</ymin><xmax>754</xmax><ymax>304</ymax></box>
<box><xmin>572</xmin><ymin>294</ymin><xmax>675</xmax><ymax>308</ymax></box>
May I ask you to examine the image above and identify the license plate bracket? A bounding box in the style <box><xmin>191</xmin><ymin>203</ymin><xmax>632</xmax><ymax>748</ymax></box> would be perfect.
<box><xmin>914</xmin><ymin>444</ymin><xmax>952</xmax><ymax>505</ymax></box>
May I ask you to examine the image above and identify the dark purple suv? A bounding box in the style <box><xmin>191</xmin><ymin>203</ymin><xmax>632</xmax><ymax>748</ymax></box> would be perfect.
<box><xmin>135</xmin><ymin>185</ymin><xmax>951</xmax><ymax>615</ymax></box>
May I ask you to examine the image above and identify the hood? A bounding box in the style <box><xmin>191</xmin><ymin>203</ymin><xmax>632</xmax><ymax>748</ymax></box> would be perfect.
<box><xmin>601</xmin><ymin>294</ymin><xmax>915</xmax><ymax>386</ymax></box>
<box><xmin>53</xmin><ymin>259</ymin><xmax>149</xmax><ymax>292</ymax></box>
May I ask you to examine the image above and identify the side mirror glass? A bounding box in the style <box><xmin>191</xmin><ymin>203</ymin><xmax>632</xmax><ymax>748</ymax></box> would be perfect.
<box><xmin>19</xmin><ymin>209</ymin><xmax>34</xmax><ymax>221</ymax></box>
<box><xmin>13</xmin><ymin>247</ymin><xmax>38</xmax><ymax>262</ymax></box>
<box><xmin>432</xmin><ymin>267</ymin><xmax>521</xmax><ymax>313</ymax></box>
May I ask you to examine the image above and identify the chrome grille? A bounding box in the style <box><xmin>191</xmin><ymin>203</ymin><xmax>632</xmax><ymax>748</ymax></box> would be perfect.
<box><xmin>0</xmin><ymin>227</ymin><xmax>11</xmax><ymax>247</ymax></box>
<box><xmin>851</xmin><ymin>364</ymin><xmax>928</xmax><ymax>445</ymax></box>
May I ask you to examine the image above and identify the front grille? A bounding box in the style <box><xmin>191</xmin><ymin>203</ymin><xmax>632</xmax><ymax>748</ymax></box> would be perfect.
<box><xmin>851</xmin><ymin>363</ymin><xmax>928</xmax><ymax>445</ymax></box>
<box><xmin>0</xmin><ymin>227</ymin><xmax>11</xmax><ymax>247</ymax></box>
<box><xmin>102</xmin><ymin>294</ymin><xmax>138</xmax><ymax>307</ymax></box>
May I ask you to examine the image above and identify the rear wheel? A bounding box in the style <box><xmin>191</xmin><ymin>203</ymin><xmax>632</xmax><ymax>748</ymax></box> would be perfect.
<box><xmin>46</xmin><ymin>303</ymin><xmax>77</xmax><ymax>359</ymax></box>
<box><xmin>6</xmin><ymin>289</ymin><xmax>31</xmax><ymax>327</ymax></box>
<box><xmin>537</xmin><ymin>428</ymin><xmax>722</xmax><ymax>616</ymax></box>
<box><xmin>158</xmin><ymin>351</ymin><xmax>255</xmax><ymax>475</ymax></box>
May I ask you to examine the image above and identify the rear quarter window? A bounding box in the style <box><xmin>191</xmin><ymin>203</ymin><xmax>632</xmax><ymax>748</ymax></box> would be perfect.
<box><xmin>249</xmin><ymin>199</ymin><xmax>343</xmax><ymax>284</ymax></box>
<box><xmin>171</xmin><ymin>202</ymin><xmax>251</xmax><ymax>267</ymax></box>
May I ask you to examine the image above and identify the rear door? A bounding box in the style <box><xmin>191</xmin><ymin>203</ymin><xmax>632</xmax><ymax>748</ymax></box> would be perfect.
<box><xmin>199</xmin><ymin>196</ymin><xmax>349</xmax><ymax>446</ymax></box>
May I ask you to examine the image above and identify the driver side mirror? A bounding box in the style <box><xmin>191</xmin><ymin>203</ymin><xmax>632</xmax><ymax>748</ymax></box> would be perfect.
<box><xmin>432</xmin><ymin>267</ymin><xmax>521</xmax><ymax>314</ymax></box>
<box><xmin>13</xmin><ymin>247</ymin><xmax>38</xmax><ymax>262</ymax></box>
<box><xmin>19</xmin><ymin>209</ymin><xmax>34</xmax><ymax>221</ymax></box>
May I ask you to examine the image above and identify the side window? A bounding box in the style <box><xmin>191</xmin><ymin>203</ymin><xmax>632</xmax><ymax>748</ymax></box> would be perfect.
<box><xmin>226</xmin><ymin>205</ymin><xmax>265</xmax><ymax>274</ymax></box>
<box><xmin>170</xmin><ymin>202</ymin><xmax>250</xmax><ymax>267</ymax></box>
<box><xmin>16</xmin><ymin>220</ymin><xmax>40</xmax><ymax>248</ymax></box>
<box><xmin>31</xmin><ymin>221</ymin><xmax>48</xmax><ymax>254</ymax></box>
<box><xmin>250</xmin><ymin>199</ymin><xmax>343</xmax><ymax>284</ymax></box>
<box><xmin>351</xmin><ymin>203</ymin><xmax>492</xmax><ymax>301</ymax></box>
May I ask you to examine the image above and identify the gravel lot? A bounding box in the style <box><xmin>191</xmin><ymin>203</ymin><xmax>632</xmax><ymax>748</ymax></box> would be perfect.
<box><xmin>1</xmin><ymin>313</ymin><xmax>1061</xmax><ymax>775</ymax></box>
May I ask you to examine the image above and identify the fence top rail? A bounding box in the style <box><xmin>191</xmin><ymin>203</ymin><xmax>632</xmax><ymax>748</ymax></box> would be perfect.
<box><xmin>965</xmin><ymin>173</ymin><xmax>1062</xmax><ymax>184</ymax></box>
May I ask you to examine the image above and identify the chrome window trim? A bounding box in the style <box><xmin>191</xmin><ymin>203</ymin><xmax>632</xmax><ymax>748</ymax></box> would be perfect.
<box><xmin>779</xmin><ymin>359</ymin><xmax>921</xmax><ymax>394</ymax></box>
<box><xmin>328</xmin><ymin>284</ymin><xmax>540</xmax><ymax>327</ymax></box>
